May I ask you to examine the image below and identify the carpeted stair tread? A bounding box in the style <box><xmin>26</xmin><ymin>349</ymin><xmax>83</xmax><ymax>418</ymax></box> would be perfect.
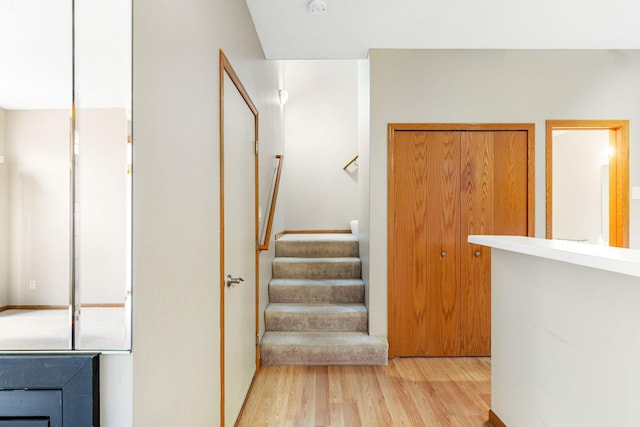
<box><xmin>269</xmin><ymin>278</ymin><xmax>364</xmax><ymax>303</ymax></box>
<box><xmin>260</xmin><ymin>331</ymin><xmax>388</xmax><ymax>366</ymax></box>
<box><xmin>276</xmin><ymin>233</ymin><xmax>359</xmax><ymax>258</ymax></box>
<box><xmin>265</xmin><ymin>303</ymin><xmax>367</xmax><ymax>332</ymax></box>
<box><xmin>272</xmin><ymin>257</ymin><xmax>361</xmax><ymax>280</ymax></box>
<box><xmin>261</xmin><ymin>232</ymin><xmax>388</xmax><ymax>366</ymax></box>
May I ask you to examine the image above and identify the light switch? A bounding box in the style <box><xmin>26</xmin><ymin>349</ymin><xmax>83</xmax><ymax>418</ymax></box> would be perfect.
<box><xmin>0</xmin><ymin>155</ymin><xmax>4</xmax><ymax>163</ymax></box>
<box><xmin>632</xmin><ymin>186</ymin><xmax>640</xmax><ymax>200</ymax></box>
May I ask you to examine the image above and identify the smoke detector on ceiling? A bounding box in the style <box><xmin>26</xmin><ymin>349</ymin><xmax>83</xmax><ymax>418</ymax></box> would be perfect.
<box><xmin>308</xmin><ymin>0</ymin><xmax>327</xmax><ymax>16</ymax></box>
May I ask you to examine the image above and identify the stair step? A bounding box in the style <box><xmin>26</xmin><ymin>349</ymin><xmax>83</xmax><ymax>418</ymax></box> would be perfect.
<box><xmin>265</xmin><ymin>303</ymin><xmax>367</xmax><ymax>332</ymax></box>
<box><xmin>260</xmin><ymin>331</ymin><xmax>388</xmax><ymax>366</ymax></box>
<box><xmin>276</xmin><ymin>233</ymin><xmax>359</xmax><ymax>258</ymax></box>
<box><xmin>272</xmin><ymin>257</ymin><xmax>361</xmax><ymax>280</ymax></box>
<box><xmin>269</xmin><ymin>279</ymin><xmax>364</xmax><ymax>304</ymax></box>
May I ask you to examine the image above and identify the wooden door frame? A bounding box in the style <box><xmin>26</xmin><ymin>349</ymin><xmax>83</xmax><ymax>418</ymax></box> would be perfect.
<box><xmin>219</xmin><ymin>50</ymin><xmax>260</xmax><ymax>427</ymax></box>
<box><xmin>545</xmin><ymin>120</ymin><xmax>629</xmax><ymax>248</ymax></box>
<box><xmin>387</xmin><ymin>123</ymin><xmax>535</xmax><ymax>358</ymax></box>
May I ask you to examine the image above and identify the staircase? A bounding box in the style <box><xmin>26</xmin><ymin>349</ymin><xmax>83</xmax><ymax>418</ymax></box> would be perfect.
<box><xmin>260</xmin><ymin>233</ymin><xmax>388</xmax><ymax>365</ymax></box>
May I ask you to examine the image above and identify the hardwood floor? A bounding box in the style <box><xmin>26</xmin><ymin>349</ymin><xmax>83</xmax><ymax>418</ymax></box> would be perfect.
<box><xmin>237</xmin><ymin>357</ymin><xmax>492</xmax><ymax>427</ymax></box>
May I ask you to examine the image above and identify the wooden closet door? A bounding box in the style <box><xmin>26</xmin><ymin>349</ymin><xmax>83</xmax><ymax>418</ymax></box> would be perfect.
<box><xmin>460</xmin><ymin>132</ymin><xmax>494</xmax><ymax>356</ymax></box>
<box><xmin>390</xmin><ymin>131</ymin><xmax>460</xmax><ymax>356</ymax></box>
<box><xmin>494</xmin><ymin>131</ymin><xmax>529</xmax><ymax>236</ymax></box>
<box><xmin>390</xmin><ymin>131</ymin><xmax>429</xmax><ymax>356</ymax></box>
<box><xmin>389</xmin><ymin>126</ymin><xmax>532</xmax><ymax>358</ymax></box>
<box><xmin>425</xmin><ymin>131</ymin><xmax>461</xmax><ymax>356</ymax></box>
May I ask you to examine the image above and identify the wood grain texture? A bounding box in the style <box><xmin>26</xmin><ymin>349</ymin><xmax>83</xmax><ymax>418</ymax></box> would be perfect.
<box><xmin>545</xmin><ymin>123</ymin><xmax>554</xmax><ymax>239</ymax></box>
<box><xmin>388</xmin><ymin>124</ymin><xmax>534</xmax><ymax>358</ymax></box>
<box><xmin>389</xmin><ymin>131</ymin><xmax>429</xmax><ymax>356</ymax></box>
<box><xmin>488</xmin><ymin>410</ymin><xmax>507</xmax><ymax>427</ymax></box>
<box><xmin>237</xmin><ymin>357</ymin><xmax>492</xmax><ymax>427</ymax></box>
<box><xmin>610</xmin><ymin>125</ymin><xmax>630</xmax><ymax>248</ymax></box>
<box><xmin>460</xmin><ymin>132</ymin><xmax>493</xmax><ymax>356</ymax></box>
<box><xmin>425</xmin><ymin>131</ymin><xmax>461</xmax><ymax>356</ymax></box>
<box><xmin>493</xmin><ymin>131</ymin><xmax>528</xmax><ymax>236</ymax></box>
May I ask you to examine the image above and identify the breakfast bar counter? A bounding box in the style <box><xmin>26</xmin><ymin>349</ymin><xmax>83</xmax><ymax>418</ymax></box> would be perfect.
<box><xmin>469</xmin><ymin>235</ymin><xmax>640</xmax><ymax>427</ymax></box>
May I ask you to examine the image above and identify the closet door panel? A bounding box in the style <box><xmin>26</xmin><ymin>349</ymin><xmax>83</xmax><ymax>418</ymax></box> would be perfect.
<box><xmin>390</xmin><ymin>131</ymin><xmax>429</xmax><ymax>356</ymax></box>
<box><xmin>460</xmin><ymin>132</ymin><xmax>494</xmax><ymax>356</ymax></box>
<box><xmin>388</xmin><ymin>125</ymin><xmax>532</xmax><ymax>358</ymax></box>
<box><xmin>494</xmin><ymin>131</ymin><xmax>529</xmax><ymax>235</ymax></box>
<box><xmin>425</xmin><ymin>131</ymin><xmax>461</xmax><ymax>356</ymax></box>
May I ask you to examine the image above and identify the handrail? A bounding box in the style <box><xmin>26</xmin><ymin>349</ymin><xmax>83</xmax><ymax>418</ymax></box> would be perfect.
<box><xmin>258</xmin><ymin>154</ymin><xmax>283</xmax><ymax>251</ymax></box>
<box><xmin>343</xmin><ymin>155</ymin><xmax>358</xmax><ymax>170</ymax></box>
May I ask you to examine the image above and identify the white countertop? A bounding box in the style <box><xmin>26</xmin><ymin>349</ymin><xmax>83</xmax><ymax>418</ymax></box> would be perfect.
<box><xmin>468</xmin><ymin>235</ymin><xmax>640</xmax><ymax>278</ymax></box>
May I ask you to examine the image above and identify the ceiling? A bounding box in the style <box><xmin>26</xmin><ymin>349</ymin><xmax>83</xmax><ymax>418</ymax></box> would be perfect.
<box><xmin>2</xmin><ymin>0</ymin><xmax>638</xmax><ymax>109</ymax></box>
<box><xmin>246</xmin><ymin>0</ymin><xmax>640</xmax><ymax>59</ymax></box>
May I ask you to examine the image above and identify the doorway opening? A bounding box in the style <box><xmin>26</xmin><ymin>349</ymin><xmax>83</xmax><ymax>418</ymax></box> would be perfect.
<box><xmin>546</xmin><ymin>120</ymin><xmax>629</xmax><ymax>248</ymax></box>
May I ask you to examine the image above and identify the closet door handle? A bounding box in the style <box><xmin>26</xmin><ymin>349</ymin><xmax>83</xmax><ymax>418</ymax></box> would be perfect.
<box><xmin>474</xmin><ymin>251</ymin><xmax>481</xmax><ymax>257</ymax></box>
<box><xmin>441</xmin><ymin>251</ymin><xmax>447</xmax><ymax>257</ymax></box>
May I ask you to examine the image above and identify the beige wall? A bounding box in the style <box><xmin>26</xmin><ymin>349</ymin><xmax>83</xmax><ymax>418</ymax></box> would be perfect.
<box><xmin>77</xmin><ymin>108</ymin><xmax>129</xmax><ymax>303</ymax></box>
<box><xmin>367</xmin><ymin>49</ymin><xmax>640</xmax><ymax>337</ymax></box>
<box><xmin>4</xmin><ymin>109</ymin><xmax>127</xmax><ymax>306</ymax></box>
<box><xmin>280</xmin><ymin>60</ymin><xmax>360</xmax><ymax>230</ymax></box>
<box><xmin>356</xmin><ymin>60</ymin><xmax>372</xmax><ymax>313</ymax></box>
<box><xmin>0</xmin><ymin>108</ymin><xmax>7</xmax><ymax>306</ymax></box>
<box><xmin>131</xmin><ymin>0</ymin><xmax>283</xmax><ymax>425</ymax></box>
<box><xmin>6</xmin><ymin>109</ymin><xmax>70</xmax><ymax>305</ymax></box>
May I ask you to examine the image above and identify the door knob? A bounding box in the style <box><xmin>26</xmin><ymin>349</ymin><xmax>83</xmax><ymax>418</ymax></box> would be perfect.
<box><xmin>226</xmin><ymin>275</ymin><xmax>244</xmax><ymax>287</ymax></box>
<box><xmin>441</xmin><ymin>251</ymin><xmax>447</xmax><ymax>257</ymax></box>
<box><xmin>474</xmin><ymin>251</ymin><xmax>481</xmax><ymax>257</ymax></box>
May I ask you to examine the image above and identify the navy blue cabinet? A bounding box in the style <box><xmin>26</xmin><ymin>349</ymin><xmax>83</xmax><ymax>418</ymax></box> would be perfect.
<box><xmin>0</xmin><ymin>355</ymin><xmax>99</xmax><ymax>427</ymax></box>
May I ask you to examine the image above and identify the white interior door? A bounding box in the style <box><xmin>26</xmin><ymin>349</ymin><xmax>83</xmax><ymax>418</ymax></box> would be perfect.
<box><xmin>222</xmin><ymin>72</ymin><xmax>257</xmax><ymax>427</ymax></box>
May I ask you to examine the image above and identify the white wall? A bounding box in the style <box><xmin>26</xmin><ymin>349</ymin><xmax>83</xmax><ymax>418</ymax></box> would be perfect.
<box><xmin>280</xmin><ymin>60</ymin><xmax>359</xmax><ymax>230</ymax></box>
<box><xmin>0</xmin><ymin>108</ymin><xmax>8</xmax><ymax>307</ymax></box>
<box><xmin>553</xmin><ymin>130</ymin><xmax>610</xmax><ymax>244</ymax></box>
<box><xmin>258</xmin><ymin>60</ymin><xmax>286</xmax><ymax>336</ymax></box>
<box><xmin>100</xmin><ymin>354</ymin><xmax>133</xmax><ymax>426</ymax></box>
<box><xmin>78</xmin><ymin>108</ymin><xmax>129</xmax><ymax>304</ymax></box>
<box><xmin>130</xmin><ymin>0</ymin><xmax>283</xmax><ymax>425</ymax></box>
<box><xmin>7</xmin><ymin>110</ymin><xmax>70</xmax><ymax>305</ymax></box>
<box><xmin>368</xmin><ymin>49</ymin><xmax>640</xmax><ymax>337</ymax></box>
<box><xmin>4</xmin><ymin>109</ymin><xmax>128</xmax><ymax>306</ymax></box>
<box><xmin>491</xmin><ymin>248</ymin><xmax>640</xmax><ymax>426</ymax></box>
<box><xmin>356</xmin><ymin>60</ymin><xmax>372</xmax><ymax>312</ymax></box>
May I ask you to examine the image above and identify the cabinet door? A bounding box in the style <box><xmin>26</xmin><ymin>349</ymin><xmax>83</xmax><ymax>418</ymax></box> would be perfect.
<box><xmin>460</xmin><ymin>132</ymin><xmax>494</xmax><ymax>356</ymax></box>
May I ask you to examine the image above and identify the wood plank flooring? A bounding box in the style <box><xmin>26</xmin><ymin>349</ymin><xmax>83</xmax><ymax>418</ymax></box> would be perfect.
<box><xmin>237</xmin><ymin>357</ymin><xmax>492</xmax><ymax>427</ymax></box>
